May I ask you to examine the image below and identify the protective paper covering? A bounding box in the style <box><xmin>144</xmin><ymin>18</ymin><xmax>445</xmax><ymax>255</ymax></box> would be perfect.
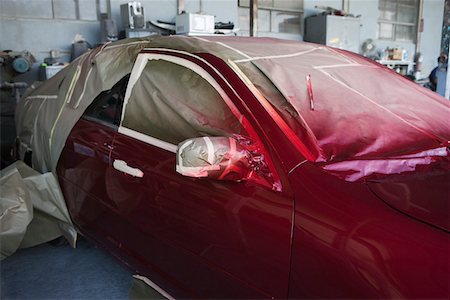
<box><xmin>122</xmin><ymin>59</ymin><xmax>244</xmax><ymax>145</ymax></box>
<box><xmin>0</xmin><ymin>161</ymin><xmax>76</xmax><ymax>259</ymax></box>
<box><xmin>176</xmin><ymin>136</ymin><xmax>251</xmax><ymax>180</ymax></box>
<box><xmin>15</xmin><ymin>36</ymin><xmax>450</xmax><ymax>183</ymax></box>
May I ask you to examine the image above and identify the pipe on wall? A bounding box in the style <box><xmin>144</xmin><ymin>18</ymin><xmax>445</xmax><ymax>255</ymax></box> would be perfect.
<box><xmin>342</xmin><ymin>0</ymin><xmax>350</xmax><ymax>12</ymax></box>
<box><xmin>416</xmin><ymin>0</ymin><xmax>424</xmax><ymax>55</ymax></box>
<box><xmin>177</xmin><ymin>0</ymin><xmax>185</xmax><ymax>15</ymax></box>
<box><xmin>250</xmin><ymin>0</ymin><xmax>258</xmax><ymax>37</ymax></box>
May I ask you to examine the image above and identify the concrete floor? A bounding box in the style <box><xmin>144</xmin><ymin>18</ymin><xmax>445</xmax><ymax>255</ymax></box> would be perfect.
<box><xmin>1</xmin><ymin>237</ymin><xmax>133</xmax><ymax>299</ymax></box>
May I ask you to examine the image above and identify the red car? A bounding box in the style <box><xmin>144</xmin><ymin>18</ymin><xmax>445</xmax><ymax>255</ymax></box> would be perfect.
<box><xmin>16</xmin><ymin>36</ymin><xmax>449</xmax><ymax>299</ymax></box>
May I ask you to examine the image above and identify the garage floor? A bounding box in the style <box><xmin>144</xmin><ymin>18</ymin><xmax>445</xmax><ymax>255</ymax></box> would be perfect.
<box><xmin>1</xmin><ymin>237</ymin><xmax>133</xmax><ymax>299</ymax></box>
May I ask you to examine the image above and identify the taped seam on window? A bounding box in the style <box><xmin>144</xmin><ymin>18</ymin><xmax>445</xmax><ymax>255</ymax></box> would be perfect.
<box><xmin>318</xmin><ymin>68</ymin><xmax>445</xmax><ymax>142</ymax></box>
<box><xmin>327</xmin><ymin>47</ymin><xmax>357</xmax><ymax>64</ymax></box>
<box><xmin>189</xmin><ymin>36</ymin><xmax>211</xmax><ymax>43</ymax></box>
<box><xmin>25</xmin><ymin>95</ymin><xmax>58</xmax><ymax>100</ymax></box>
<box><xmin>213</xmin><ymin>41</ymin><xmax>252</xmax><ymax>59</ymax></box>
<box><xmin>105</xmin><ymin>40</ymin><xmax>150</xmax><ymax>50</ymax></box>
<box><xmin>227</xmin><ymin>59</ymin><xmax>318</xmax><ymax>162</ymax></box>
<box><xmin>314</xmin><ymin>64</ymin><xmax>378</xmax><ymax>70</ymax></box>
<box><xmin>49</xmin><ymin>63</ymin><xmax>82</xmax><ymax>149</ymax></box>
<box><xmin>118</xmin><ymin>126</ymin><xmax>177</xmax><ymax>153</ymax></box>
<box><xmin>233</xmin><ymin>47</ymin><xmax>322</xmax><ymax>63</ymax></box>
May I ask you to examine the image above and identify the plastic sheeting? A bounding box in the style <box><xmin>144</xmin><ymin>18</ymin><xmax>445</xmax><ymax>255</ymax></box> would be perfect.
<box><xmin>122</xmin><ymin>59</ymin><xmax>244</xmax><ymax>145</ymax></box>
<box><xmin>212</xmin><ymin>37</ymin><xmax>450</xmax><ymax>181</ymax></box>
<box><xmin>0</xmin><ymin>161</ymin><xmax>76</xmax><ymax>259</ymax></box>
<box><xmin>176</xmin><ymin>136</ymin><xmax>251</xmax><ymax>180</ymax></box>
<box><xmin>252</xmin><ymin>48</ymin><xmax>448</xmax><ymax>162</ymax></box>
<box><xmin>15</xmin><ymin>40</ymin><xmax>157</xmax><ymax>173</ymax></box>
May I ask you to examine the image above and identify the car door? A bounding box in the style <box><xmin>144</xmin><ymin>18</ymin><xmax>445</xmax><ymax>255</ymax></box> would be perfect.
<box><xmin>57</xmin><ymin>75</ymin><xmax>129</xmax><ymax>235</ymax></box>
<box><xmin>106</xmin><ymin>52</ymin><xmax>294</xmax><ymax>299</ymax></box>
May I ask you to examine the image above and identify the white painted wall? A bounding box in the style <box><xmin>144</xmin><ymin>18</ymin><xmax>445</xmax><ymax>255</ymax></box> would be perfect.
<box><xmin>0</xmin><ymin>0</ymin><xmax>238</xmax><ymax>62</ymax></box>
<box><xmin>109</xmin><ymin>0</ymin><xmax>237</xmax><ymax>29</ymax></box>
<box><xmin>419</xmin><ymin>0</ymin><xmax>445</xmax><ymax>76</ymax></box>
<box><xmin>0</xmin><ymin>0</ymin><xmax>100</xmax><ymax>62</ymax></box>
<box><xmin>0</xmin><ymin>0</ymin><xmax>443</xmax><ymax>77</ymax></box>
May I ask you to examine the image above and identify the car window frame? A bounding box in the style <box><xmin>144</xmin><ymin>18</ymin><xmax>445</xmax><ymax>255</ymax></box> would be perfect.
<box><xmin>118</xmin><ymin>53</ymin><xmax>250</xmax><ymax>152</ymax></box>
<box><xmin>117</xmin><ymin>51</ymin><xmax>283</xmax><ymax>191</ymax></box>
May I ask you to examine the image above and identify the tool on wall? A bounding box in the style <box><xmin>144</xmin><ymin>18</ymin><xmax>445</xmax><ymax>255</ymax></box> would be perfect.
<box><xmin>121</xmin><ymin>1</ymin><xmax>145</xmax><ymax>29</ymax></box>
<box><xmin>1</xmin><ymin>50</ymin><xmax>35</xmax><ymax>74</ymax></box>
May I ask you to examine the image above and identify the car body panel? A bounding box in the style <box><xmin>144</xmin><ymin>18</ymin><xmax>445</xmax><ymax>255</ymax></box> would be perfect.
<box><xmin>288</xmin><ymin>162</ymin><xmax>449</xmax><ymax>299</ymax></box>
<box><xmin>108</xmin><ymin>133</ymin><xmax>293</xmax><ymax>298</ymax></box>
<box><xmin>57</xmin><ymin>119</ymin><xmax>116</xmax><ymax>229</ymax></box>
<box><xmin>367</xmin><ymin>172</ymin><xmax>450</xmax><ymax>232</ymax></box>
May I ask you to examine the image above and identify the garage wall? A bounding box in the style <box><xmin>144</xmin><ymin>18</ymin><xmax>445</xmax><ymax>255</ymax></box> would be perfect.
<box><xmin>0</xmin><ymin>0</ymin><xmax>443</xmax><ymax>78</ymax></box>
<box><xmin>0</xmin><ymin>0</ymin><xmax>238</xmax><ymax>63</ymax></box>
<box><xmin>109</xmin><ymin>0</ymin><xmax>238</xmax><ymax>29</ymax></box>
<box><xmin>0</xmin><ymin>0</ymin><xmax>100</xmax><ymax>62</ymax></box>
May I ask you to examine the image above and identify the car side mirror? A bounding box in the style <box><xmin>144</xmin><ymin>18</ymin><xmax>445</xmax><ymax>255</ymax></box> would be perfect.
<box><xmin>176</xmin><ymin>136</ymin><xmax>251</xmax><ymax>181</ymax></box>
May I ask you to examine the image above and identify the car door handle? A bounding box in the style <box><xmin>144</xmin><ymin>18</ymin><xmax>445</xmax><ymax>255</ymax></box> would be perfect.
<box><xmin>113</xmin><ymin>159</ymin><xmax>144</xmax><ymax>178</ymax></box>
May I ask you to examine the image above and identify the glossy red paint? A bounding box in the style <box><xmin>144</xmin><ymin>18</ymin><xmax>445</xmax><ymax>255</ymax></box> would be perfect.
<box><xmin>288</xmin><ymin>162</ymin><xmax>449</xmax><ymax>298</ymax></box>
<box><xmin>56</xmin><ymin>47</ymin><xmax>449</xmax><ymax>299</ymax></box>
<box><xmin>367</xmin><ymin>172</ymin><xmax>450</xmax><ymax>232</ymax></box>
<box><xmin>57</xmin><ymin>119</ymin><xmax>116</xmax><ymax>229</ymax></box>
<box><xmin>108</xmin><ymin>132</ymin><xmax>293</xmax><ymax>298</ymax></box>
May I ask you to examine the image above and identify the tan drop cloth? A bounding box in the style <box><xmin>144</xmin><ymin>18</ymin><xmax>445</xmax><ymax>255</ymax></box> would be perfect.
<box><xmin>0</xmin><ymin>161</ymin><xmax>76</xmax><ymax>259</ymax></box>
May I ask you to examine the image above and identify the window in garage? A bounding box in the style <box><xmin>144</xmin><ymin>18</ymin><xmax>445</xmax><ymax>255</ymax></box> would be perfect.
<box><xmin>238</xmin><ymin>0</ymin><xmax>303</xmax><ymax>38</ymax></box>
<box><xmin>378</xmin><ymin>0</ymin><xmax>419</xmax><ymax>42</ymax></box>
<box><xmin>0</xmin><ymin>0</ymin><xmax>99</xmax><ymax>21</ymax></box>
<box><xmin>121</xmin><ymin>59</ymin><xmax>246</xmax><ymax>145</ymax></box>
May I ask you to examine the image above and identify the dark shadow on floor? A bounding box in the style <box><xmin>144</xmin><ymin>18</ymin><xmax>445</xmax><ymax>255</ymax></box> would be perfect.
<box><xmin>1</xmin><ymin>237</ymin><xmax>133</xmax><ymax>299</ymax></box>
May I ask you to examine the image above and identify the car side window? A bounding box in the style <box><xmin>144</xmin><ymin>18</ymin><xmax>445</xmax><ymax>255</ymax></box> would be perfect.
<box><xmin>83</xmin><ymin>74</ymin><xmax>130</xmax><ymax>127</ymax></box>
<box><xmin>121</xmin><ymin>59</ymin><xmax>246</xmax><ymax>145</ymax></box>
